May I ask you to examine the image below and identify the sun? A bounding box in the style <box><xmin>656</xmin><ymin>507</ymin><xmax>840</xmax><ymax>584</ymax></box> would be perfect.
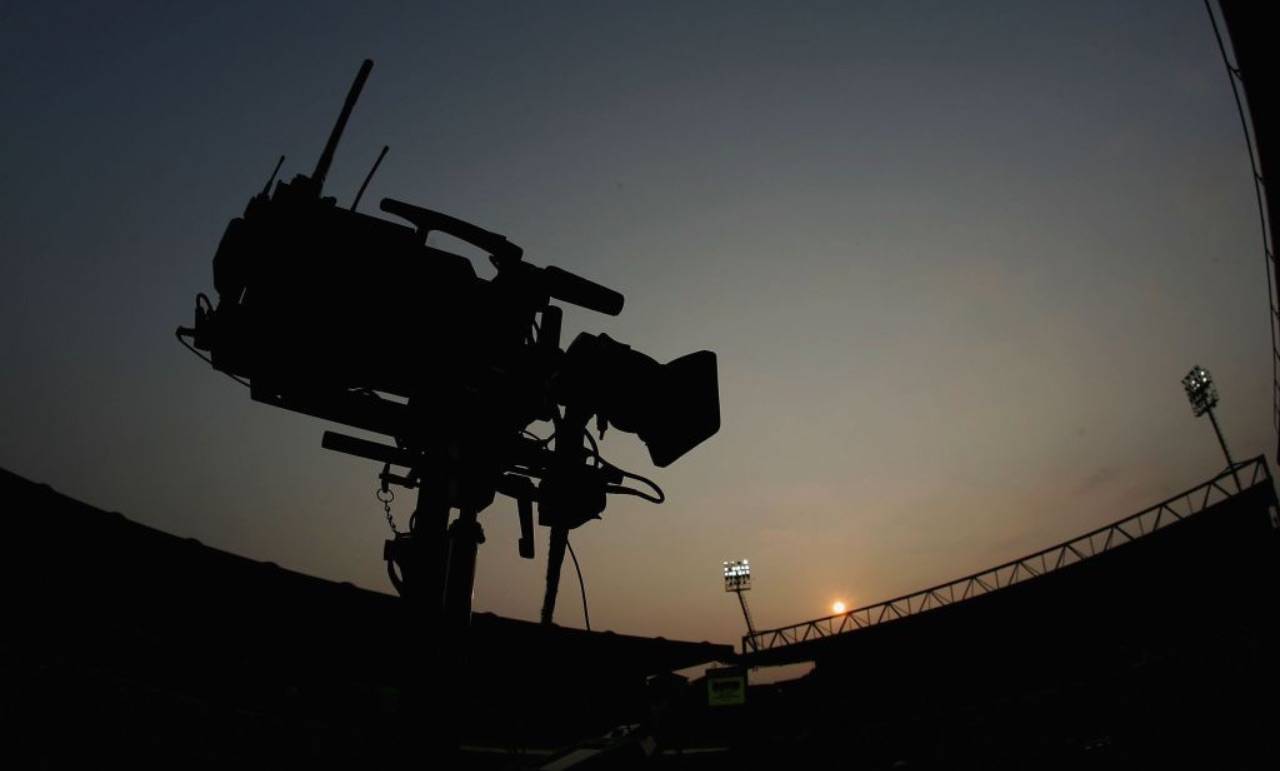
<box><xmin>832</xmin><ymin>600</ymin><xmax>847</xmax><ymax>614</ymax></box>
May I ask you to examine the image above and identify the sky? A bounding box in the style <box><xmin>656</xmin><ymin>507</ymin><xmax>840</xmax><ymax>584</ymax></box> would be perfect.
<box><xmin>1</xmin><ymin>1</ymin><xmax>1271</xmax><ymax>652</ymax></box>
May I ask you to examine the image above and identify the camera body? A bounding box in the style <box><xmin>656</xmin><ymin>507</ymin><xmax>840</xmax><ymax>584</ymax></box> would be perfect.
<box><xmin>189</xmin><ymin>163</ymin><xmax>718</xmax><ymax>522</ymax></box>
<box><xmin>192</xmin><ymin>167</ymin><xmax>719</xmax><ymax>473</ymax></box>
<box><xmin>201</xmin><ymin>176</ymin><xmax>554</xmax><ymax>450</ymax></box>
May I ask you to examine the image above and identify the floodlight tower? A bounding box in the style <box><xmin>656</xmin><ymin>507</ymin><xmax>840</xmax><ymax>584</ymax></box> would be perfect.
<box><xmin>723</xmin><ymin>559</ymin><xmax>756</xmax><ymax>642</ymax></box>
<box><xmin>1183</xmin><ymin>365</ymin><xmax>1243</xmax><ymax>489</ymax></box>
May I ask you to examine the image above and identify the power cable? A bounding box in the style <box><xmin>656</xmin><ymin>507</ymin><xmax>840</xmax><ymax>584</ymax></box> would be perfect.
<box><xmin>175</xmin><ymin>327</ymin><xmax>250</xmax><ymax>388</ymax></box>
<box><xmin>566</xmin><ymin>535</ymin><xmax>590</xmax><ymax>631</ymax></box>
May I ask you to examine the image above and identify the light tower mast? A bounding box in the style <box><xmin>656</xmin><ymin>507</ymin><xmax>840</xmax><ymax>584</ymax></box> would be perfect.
<box><xmin>723</xmin><ymin>559</ymin><xmax>756</xmax><ymax>646</ymax></box>
<box><xmin>1183</xmin><ymin>365</ymin><xmax>1243</xmax><ymax>490</ymax></box>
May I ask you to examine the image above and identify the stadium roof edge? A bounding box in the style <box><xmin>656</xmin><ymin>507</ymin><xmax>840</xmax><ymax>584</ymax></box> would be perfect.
<box><xmin>741</xmin><ymin>456</ymin><xmax>1278</xmax><ymax>660</ymax></box>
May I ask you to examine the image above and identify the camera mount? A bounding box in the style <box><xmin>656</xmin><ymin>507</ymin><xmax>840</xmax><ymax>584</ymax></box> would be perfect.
<box><xmin>176</xmin><ymin>59</ymin><xmax>720</xmax><ymax>637</ymax></box>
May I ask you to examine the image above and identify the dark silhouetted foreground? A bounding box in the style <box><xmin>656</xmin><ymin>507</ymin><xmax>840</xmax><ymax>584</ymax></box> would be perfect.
<box><xmin>7</xmin><ymin>459</ymin><xmax>1278</xmax><ymax>767</ymax></box>
<box><xmin>3</xmin><ymin>467</ymin><xmax>729</xmax><ymax>766</ymax></box>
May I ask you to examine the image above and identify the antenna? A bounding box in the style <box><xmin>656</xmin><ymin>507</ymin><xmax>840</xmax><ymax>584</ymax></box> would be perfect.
<box><xmin>311</xmin><ymin>58</ymin><xmax>373</xmax><ymax>194</ymax></box>
<box><xmin>261</xmin><ymin>154</ymin><xmax>286</xmax><ymax>196</ymax></box>
<box><xmin>350</xmin><ymin>145</ymin><xmax>389</xmax><ymax>212</ymax></box>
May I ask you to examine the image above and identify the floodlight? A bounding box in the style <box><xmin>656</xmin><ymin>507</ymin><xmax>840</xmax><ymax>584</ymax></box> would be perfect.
<box><xmin>1182</xmin><ymin>365</ymin><xmax>1219</xmax><ymax>417</ymax></box>
<box><xmin>722</xmin><ymin>559</ymin><xmax>751</xmax><ymax>592</ymax></box>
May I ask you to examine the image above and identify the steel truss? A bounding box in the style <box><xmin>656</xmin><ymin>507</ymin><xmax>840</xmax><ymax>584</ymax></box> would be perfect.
<box><xmin>744</xmin><ymin>457</ymin><xmax>1273</xmax><ymax>653</ymax></box>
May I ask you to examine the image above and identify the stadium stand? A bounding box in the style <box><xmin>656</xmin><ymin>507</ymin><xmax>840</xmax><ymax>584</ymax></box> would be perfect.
<box><xmin>1</xmin><ymin>466</ymin><xmax>731</xmax><ymax>766</ymax></box>
<box><xmin>6</xmin><ymin>459</ymin><xmax>1277</xmax><ymax>767</ymax></box>
<box><xmin>719</xmin><ymin>459</ymin><xmax>1280</xmax><ymax>768</ymax></box>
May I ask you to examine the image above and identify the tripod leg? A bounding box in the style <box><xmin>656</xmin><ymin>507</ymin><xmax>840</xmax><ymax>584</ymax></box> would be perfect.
<box><xmin>382</xmin><ymin>473</ymin><xmax>451</xmax><ymax>617</ymax></box>
<box><xmin>442</xmin><ymin>507</ymin><xmax>484</xmax><ymax>634</ymax></box>
<box><xmin>390</xmin><ymin>478</ymin><xmax>461</xmax><ymax>759</ymax></box>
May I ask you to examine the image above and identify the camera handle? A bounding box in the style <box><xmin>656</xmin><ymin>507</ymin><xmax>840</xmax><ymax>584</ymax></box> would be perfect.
<box><xmin>380</xmin><ymin>197</ymin><xmax>625</xmax><ymax>316</ymax></box>
<box><xmin>381</xmin><ymin>197</ymin><xmax>523</xmax><ymax>264</ymax></box>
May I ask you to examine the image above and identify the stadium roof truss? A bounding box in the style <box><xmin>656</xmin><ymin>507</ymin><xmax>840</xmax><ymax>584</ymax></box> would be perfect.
<box><xmin>744</xmin><ymin>456</ymin><xmax>1275</xmax><ymax>653</ymax></box>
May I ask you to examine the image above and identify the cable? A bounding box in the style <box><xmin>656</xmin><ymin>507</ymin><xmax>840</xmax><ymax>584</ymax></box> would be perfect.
<box><xmin>582</xmin><ymin>428</ymin><xmax>601</xmax><ymax>468</ymax></box>
<box><xmin>581</xmin><ymin>432</ymin><xmax>666</xmax><ymax>503</ymax></box>
<box><xmin>602</xmin><ymin>463</ymin><xmax>665</xmax><ymax>503</ymax></box>
<box><xmin>566</xmin><ymin>535</ymin><xmax>590</xmax><ymax>631</ymax></box>
<box><xmin>175</xmin><ymin>328</ymin><xmax>250</xmax><ymax>388</ymax></box>
<box><xmin>605</xmin><ymin>483</ymin><xmax>664</xmax><ymax>504</ymax></box>
<box><xmin>1204</xmin><ymin>0</ymin><xmax>1280</xmax><ymax>460</ymax></box>
<box><xmin>618</xmin><ymin>469</ymin><xmax>664</xmax><ymax>502</ymax></box>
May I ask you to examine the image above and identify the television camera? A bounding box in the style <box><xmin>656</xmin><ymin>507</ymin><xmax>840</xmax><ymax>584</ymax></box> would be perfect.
<box><xmin>176</xmin><ymin>60</ymin><xmax>720</xmax><ymax>631</ymax></box>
